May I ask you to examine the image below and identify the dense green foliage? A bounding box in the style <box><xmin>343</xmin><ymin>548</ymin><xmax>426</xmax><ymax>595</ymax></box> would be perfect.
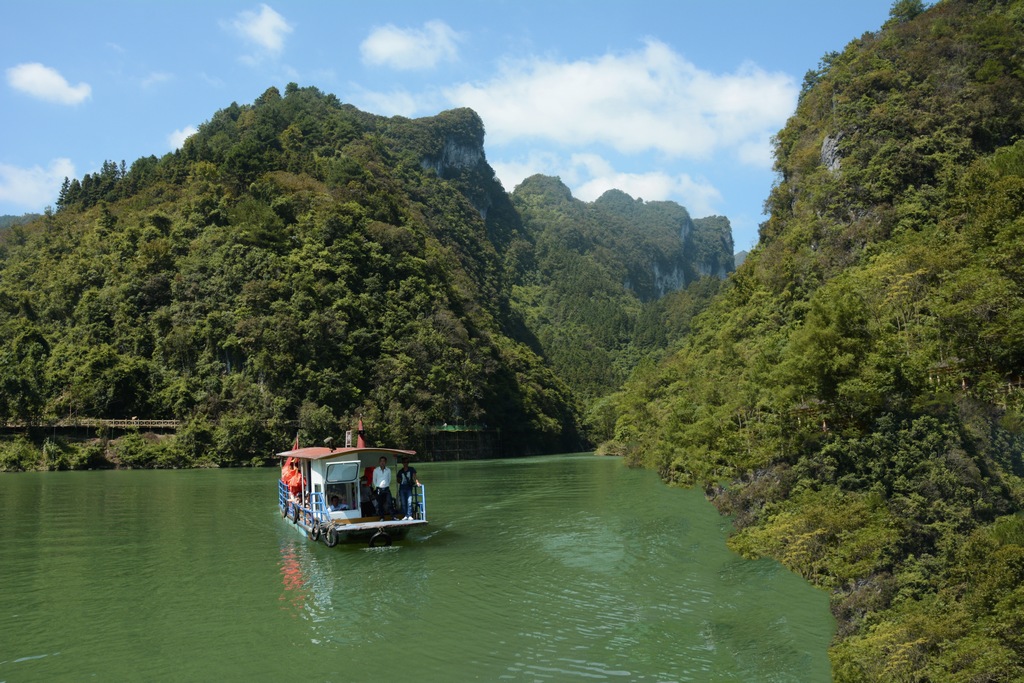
<box><xmin>508</xmin><ymin>175</ymin><xmax>732</xmax><ymax>440</ymax></box>
<box><xmin>0</xmin><ymin>85</ymin><xmax>589</xmax><ymax>466</ymax></box>
<box><xmin>604</xmin><ymin>0</ymin><xmax>1024</xmax><ymax>678</ymax></box>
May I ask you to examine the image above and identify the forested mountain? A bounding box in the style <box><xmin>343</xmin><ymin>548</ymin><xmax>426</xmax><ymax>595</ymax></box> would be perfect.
<box><xmin>0</xmin><ymin>83</ymin><xmax>727</xmax><ymax>469</ymax></box>
<box><xmin>603</xmin><ymin>0</ymin><xmax>1024</xmax><ymax>678</ymax></box>
<box><xmin>0</xmin><ymin>87</ymin><xmax>590</xmax><ymax>466</ymax></box>
<box><xmin>508</xmin><ymin>175</ymin><xmax>732</xmax><ymax>433</ymax></box>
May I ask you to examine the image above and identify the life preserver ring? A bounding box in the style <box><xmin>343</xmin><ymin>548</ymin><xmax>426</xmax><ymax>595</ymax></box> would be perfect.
<box><xmin>369</xmin><ymin>530</ymin><xmax>392</xmax><ymax>548</ymax></box>
<box><xmin>323</xmin><ymin>526</ymin><xmax>339</xmax><ymax>547</ymax></box>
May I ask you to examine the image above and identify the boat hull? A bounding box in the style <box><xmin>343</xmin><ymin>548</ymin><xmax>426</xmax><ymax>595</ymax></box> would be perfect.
<box><xmin>282</xmin><ymin>500</ymin><xmax>426</xmax><ymax>546</ymax></box>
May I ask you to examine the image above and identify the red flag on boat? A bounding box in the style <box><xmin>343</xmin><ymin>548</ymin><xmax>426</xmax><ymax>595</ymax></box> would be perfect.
<box><xmin>292</xmin><ymin>432</ymin><xmax>300</xmax><ymax>451</ymax></box>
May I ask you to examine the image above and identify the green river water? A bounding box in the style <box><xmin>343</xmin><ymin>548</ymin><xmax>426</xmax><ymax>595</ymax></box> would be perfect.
<box><xmin>0</xmin><ymin>454</ymin><xmax>833</xmax><ymax>682</ymax></box>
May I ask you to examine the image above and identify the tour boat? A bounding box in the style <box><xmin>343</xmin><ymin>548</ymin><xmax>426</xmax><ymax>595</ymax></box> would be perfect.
<box><xmin>277</xmin><ymin>422</ymin><xmax>427</xmax><ymax>547</ymax></box>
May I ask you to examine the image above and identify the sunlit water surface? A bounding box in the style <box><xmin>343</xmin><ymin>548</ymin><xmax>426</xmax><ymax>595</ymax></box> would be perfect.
<box><xmin>0</xmin><ymin>454</ymin><xmax>833</xmax><ymax>681</ymax></box>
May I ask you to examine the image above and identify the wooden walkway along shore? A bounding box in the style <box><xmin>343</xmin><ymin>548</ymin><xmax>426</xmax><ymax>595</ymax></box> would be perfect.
<box><xmin>2</xmin><ymin>418</ymin><xmax>181</xmax><ymax>430</ymax></box>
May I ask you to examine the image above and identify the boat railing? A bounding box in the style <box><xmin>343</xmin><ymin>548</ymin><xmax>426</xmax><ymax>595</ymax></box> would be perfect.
<box><xmin>284</xmin><ymin>482</ymin><xmax>426</xmax><ymax>524</ymax></box>
<box><xmin>414</xmin><ymin>483</ymin><xmax>427</xmax><ymax>521</ymax></box>
<box><xmin>308</xmin><ymin>491</ymin><xmax>332</xmax><ymax>526</ymax></box>
<box><xmin>278</xmin><ymin>479</ymin><xmax>289</xmax><ymax>511</ymax></box>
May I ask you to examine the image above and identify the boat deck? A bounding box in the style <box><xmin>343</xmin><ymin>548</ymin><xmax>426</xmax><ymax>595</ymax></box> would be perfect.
<box><xmin>327</xmin><ymin>517</ymin><xmax>428</xmax><ymax>533</ymax></box>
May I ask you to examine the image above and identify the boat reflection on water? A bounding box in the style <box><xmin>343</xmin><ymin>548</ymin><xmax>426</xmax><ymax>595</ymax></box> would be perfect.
<box><xmin>278</xmin><ymin>543</ymin><xmax>310</xmax><ymax>616</ymax></box>
<box><xmin>277</xmin><ymin>538</ymin><xmax>346</xmax><ymax>628</ymax></box>
<box><xmin>274</xmin><ymin>531</ymin><xmax>432</xmax><ymax>649</ymax></box>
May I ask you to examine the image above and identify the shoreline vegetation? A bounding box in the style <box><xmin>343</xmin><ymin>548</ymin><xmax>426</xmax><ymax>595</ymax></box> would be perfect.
<box><xmin>0</xmin><ymin>419</ymin><xmax>512</xmax><ymax>470</ymax></box>
<box><xmin>0</xmin><ymin>430</ymin><xmax>243</xmax><ymax>471</ymax></box>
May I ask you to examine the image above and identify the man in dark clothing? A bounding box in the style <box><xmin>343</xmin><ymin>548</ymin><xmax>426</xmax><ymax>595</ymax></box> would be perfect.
<box><xmin>396</xmin><ymin>456</ymin><xmax>421</xmax><ymax>520</ymax></box>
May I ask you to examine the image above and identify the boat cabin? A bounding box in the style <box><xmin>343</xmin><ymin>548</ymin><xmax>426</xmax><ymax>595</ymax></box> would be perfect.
<box><xmin>278</xmin><ymin>444</ymin><xmax>427</xmax><ymax>547</ymax></box>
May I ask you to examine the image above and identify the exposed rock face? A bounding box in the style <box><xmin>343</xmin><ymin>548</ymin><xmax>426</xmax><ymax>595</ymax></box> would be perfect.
<box><xmin>652</xmin><ymin>261</ymin><xmax>687</xmax><ymax>298</ymax></box>
<box><xmin>696</xmin><ymin>260</ymin><xmax>731</xmax><ymax>279</ymax></box>
<box><xmin>411</xmin><ymin>107</ymin><xmax>487</xmax><ymax>178</ymax></box>
<box><xmin>821</xmin><ymin>132</ymin><xmax>844</xmax><ymax>172</ymax></box>
<box><xmin>403</xmin><ymin>108</ymin><xmax>507</xmax><ymax>231</ymax></box>
<box><xmin>421</xmin><ymin>138</ymin><xmax>484</xmax><ymax>176</ymax></box>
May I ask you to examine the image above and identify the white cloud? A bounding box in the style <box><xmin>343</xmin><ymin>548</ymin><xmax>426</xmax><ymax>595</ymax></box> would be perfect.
<box><xmin>230</xmin><ymin>4</ymin><xmax>293</xmax><ymax>58</ymax></box>
<box><xmin>736</xmin><ymin>133</ymin><xmax>775</xmax><ymax>169</ymax></box>
<box><xmin>490</xmin><ymin>150</ymin><xmax>565</xmax><ymax>192</ymax></box>
<box><xmin>200</xmin><ymin>72</ymin><xmax>225</xmax><ymax>88</ymax></box>
<box><xmin>361</xmin><ymin>20</ymin><xmax>460</xmax><ymax>70</ymax></box>
<box><xmin>576</xmin><ymin>170</ymin><xmax>722</xmax><ymax>217</ymax></box>
<box><xmin>169</xmin><ymin>126</ymin><xmax>198</xmax><ymax>151</ymax></box>
<box><xmin>561</xmin><ymin>152</ymin><xmax>614</xmax><ymax>187</ymax></box>
<box><xmin>445</xmin><ymin>40</ymin><xmax>796</xmax><ymax>165</ymax></box>
<box><xmin>565</xmin><ymin>153</ymin><xmax>722</xmax><ymax>216</ymax></box>
<box><xmin>0</xmin><ymin>158</ymin><xmax>76</xmax><ymax>209</ymax></box>
<box><xmin>141</xmin><ymin>71</ymin><xmax>174</xmax><ymax>88</ymax></box>
<box><xmin>351</xmin><ymin>87</ymin><xmax>421</xmax><ymax>118</ymax></box>
<box><xmin>6</xmin><ymin>63</ymin><xmax>91</xmax><ymax>105</ymax></box>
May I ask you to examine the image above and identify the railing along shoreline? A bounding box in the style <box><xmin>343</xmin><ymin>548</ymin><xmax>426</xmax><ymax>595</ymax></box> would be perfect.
<box><xmin>2</xmin><ymin>418</ymin><xmax>181</xmax><ymax>430</ymax></box>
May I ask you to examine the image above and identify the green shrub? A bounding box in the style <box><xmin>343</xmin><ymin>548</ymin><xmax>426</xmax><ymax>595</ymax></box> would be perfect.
<box><xmin>0</xmin><ymin>437</ymin><xmax>39</xmax><ymax>471</ymax></box>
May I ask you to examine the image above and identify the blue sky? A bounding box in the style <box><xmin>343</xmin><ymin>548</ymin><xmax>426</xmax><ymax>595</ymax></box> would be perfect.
<box><xmin>1</xmin><ymin>1</ymin><xmax>896</xmax><ymax>250</ymax></box>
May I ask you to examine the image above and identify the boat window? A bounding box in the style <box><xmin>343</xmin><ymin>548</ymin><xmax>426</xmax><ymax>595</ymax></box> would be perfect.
<box><xmin>325</xmin><ymin>461</ymin><xmax>360</xmax><ymax>483</ymax></box>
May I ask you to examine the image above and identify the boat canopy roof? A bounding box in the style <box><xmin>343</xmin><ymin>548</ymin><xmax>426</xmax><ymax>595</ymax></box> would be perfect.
<box><xmin>277</xmin><ymin>446</ymin><xmax>416</xmax><ymax>461</ymax></box>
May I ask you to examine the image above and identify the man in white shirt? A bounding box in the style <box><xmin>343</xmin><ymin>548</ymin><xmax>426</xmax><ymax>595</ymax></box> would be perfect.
<box><xmin>372</xmin><ymin>456</ymin><xmax>393</xmax><ymax>519</ymax></box>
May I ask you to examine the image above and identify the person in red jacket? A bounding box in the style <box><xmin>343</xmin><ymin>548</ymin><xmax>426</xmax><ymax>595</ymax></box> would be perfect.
<box><xmin>285</xmin><ymin>460</ymin><xmax>304</xmax><ymax>504</ymax></box>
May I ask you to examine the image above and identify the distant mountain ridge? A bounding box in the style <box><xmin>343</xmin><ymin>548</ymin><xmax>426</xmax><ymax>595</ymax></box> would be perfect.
<box><xmin>506</xmin><ymin>174</ymin><xmax>732</xmax><ymax>414</ymax></box>
<box><xmin>512</xmin><ymin>176</ymin><xmax>733</xmax><ymax>300</ymax></box>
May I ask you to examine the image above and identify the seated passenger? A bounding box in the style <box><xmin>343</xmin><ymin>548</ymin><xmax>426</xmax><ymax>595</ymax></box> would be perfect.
<box><xmin>329</xmin><ymin>494</ymin><xmax>349</xmax><ymax>511</ymax></box>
